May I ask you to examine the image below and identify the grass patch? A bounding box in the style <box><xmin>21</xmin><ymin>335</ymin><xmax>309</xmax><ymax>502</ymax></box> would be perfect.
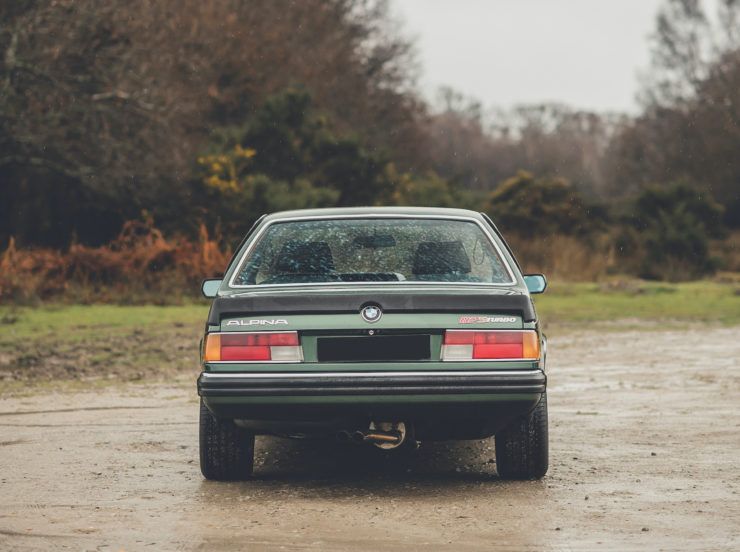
<box><xmin>0</xmin><ymin>304</ymin><xmax>208</xmax><ymax>342</ymax></box>
<box><xmin>534</xmin><ymin>279</ymin><xmax>740</xmax><ymax>328</ymax></box>
<box><xmin>0</xmin><ymin>304</ymin><xmax>209</xmax><ymax>395</ymax></box>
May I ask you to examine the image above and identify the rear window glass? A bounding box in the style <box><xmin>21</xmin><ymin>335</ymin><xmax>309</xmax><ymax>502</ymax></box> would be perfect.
<box><xmin>233</xmin><ymin>218</ymin><xmax>512</xmax><ymax>286</ymax></box>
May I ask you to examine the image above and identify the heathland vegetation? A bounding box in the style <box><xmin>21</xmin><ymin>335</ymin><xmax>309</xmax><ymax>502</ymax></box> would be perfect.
<box><xmin>1</xmin><ymin>0</ymin><xmax>739</xmax><ymax>303</ymax></box>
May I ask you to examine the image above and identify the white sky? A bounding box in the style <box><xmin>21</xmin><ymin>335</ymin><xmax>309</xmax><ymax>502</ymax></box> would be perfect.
<box><xmin>392</xmin><ymin>0</ymin><xmax>669</xmax><ymax>114</ymax></box>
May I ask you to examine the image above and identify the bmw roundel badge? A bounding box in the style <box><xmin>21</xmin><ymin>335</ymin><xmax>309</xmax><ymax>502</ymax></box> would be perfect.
<box><xmin>361</xmin><ymin>305</ymin><xmax>382</xmax><ymax>323</ymax></box>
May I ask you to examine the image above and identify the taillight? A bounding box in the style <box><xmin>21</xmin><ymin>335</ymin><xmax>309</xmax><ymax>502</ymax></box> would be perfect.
<box><xmin>203</xmin><ymin>332</ymin><xmax>303</xmax><ymax>362</ymax></box>
<box><xmin>441</xmin><ymin>330</ymin><xmax>539</xmax><ymax>361</ymax></box>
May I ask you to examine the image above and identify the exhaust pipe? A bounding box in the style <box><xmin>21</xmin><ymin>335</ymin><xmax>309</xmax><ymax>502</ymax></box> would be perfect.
<box><xmin>339</xmin><ymin>422</ymin><xmax>412</xmax><ymax>449</ymax></box>
<box><xmin>361</xmin><ymin>431</ymin><xmax>402</xmax><ymax>445</ymax></box>
<box><xmin>358</xmin><ymin>422</ymin><xmax>410</xmax><ymax>449</ymax></box>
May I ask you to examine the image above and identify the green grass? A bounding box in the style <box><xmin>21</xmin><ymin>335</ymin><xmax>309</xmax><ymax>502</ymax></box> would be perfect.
<box><xmin>0</xmin><ymin>304</ymin><xmax>209</xmax><ymax>395</ymax></box>
<box><xmin>533</xmin><ymin>280</ymin><xmax>740</xmax><ymax>328</ymax></box>
<box><xmin>0</xmin><ymin>304</ymin><xmax>209</xmax><ymax>342</ymax></box>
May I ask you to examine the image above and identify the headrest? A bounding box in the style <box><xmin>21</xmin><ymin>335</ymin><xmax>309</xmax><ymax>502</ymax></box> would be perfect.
<box><xmin>275</xmin><ymin>241</ymin><xmax>334</xmax><ymax>273</ymax></box>
<box><xmin>412</xmin><ymin>241</ymin><xmax>471</xmax><ymax>275</ymax></box>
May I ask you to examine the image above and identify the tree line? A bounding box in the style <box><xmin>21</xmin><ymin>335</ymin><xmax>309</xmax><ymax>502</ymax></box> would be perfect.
<box><xmin>1</xmin><ymin>0</ymin><xmax>738</xmax><ymax>281</ymax></box>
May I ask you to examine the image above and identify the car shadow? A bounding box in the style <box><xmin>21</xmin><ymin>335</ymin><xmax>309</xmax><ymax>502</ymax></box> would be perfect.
<box><xmin>194</xmin><ymin>436</ymin><xmax>550</xmax><ymax>505</ymax></box>
<box><xmin>201</xmin><ymin>435</ymin><xmax>545</xmax><ymax>495</ymax></box>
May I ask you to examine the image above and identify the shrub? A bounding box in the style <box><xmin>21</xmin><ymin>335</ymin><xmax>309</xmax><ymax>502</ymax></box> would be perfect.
<box><xmin>627</xmin><ymin>181</ymin><xmax>726</xmax><ymax>281</ymax></box>
<box><xmin>0</xmin><ymin>220</ymin><xmax>230</xmax><ymax>304</ymax></box>
<box><xmin>485</xmin><ymin>171</ymin><xmax>607</xmax><ymax>238</ymax></box>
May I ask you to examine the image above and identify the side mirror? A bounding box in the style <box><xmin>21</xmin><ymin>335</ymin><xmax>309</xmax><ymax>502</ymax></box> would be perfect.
<box><xmin>201</xmin><ymin>279</ymin><xmax>222</xmax><ymax>298</ymax></box>
<box><xmin>523</xmin><ymin>274</ymin><xmax>547</xmax><ymax>294</ymax></box>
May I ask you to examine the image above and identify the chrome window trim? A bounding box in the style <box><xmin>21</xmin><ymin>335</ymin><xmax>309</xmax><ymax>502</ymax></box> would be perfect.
<box><xmin>224</xmin><ymin>286</ymin><xmax>523</xmax><ymax>294</ymax></box>
<box><xmin>226</xmin><ymin>214</ymin><xmax>518</xmax><ymax>289</ymax></box>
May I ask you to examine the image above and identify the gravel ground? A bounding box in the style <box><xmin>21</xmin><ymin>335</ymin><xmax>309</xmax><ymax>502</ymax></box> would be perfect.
<box><xmin>1</xmin><ymin>326</ymin><xmax>738</xmax><ymax>551</ymax></box>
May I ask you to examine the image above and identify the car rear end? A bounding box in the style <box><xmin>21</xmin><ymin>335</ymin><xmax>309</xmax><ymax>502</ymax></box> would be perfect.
<box><xmin>197</xmin><ymin>208</ymin><xmax>548</xmax><ymax>480</ymax></box>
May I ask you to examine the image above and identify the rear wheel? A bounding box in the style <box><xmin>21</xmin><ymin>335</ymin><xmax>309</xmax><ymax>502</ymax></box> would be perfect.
<box><xmin>199</xmin><ymin>399</ymin><xmax>255</xmax><ymax>480</ymax></box>
<box><xmin>494</xmin><ymin>392</ymin><xmax>549</xmax><ymax>480</ymax></box>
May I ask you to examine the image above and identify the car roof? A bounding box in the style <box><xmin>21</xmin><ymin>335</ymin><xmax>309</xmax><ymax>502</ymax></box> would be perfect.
<box><xmin>262</xmin><ymin>206</ymin><xmax>486</xmax><ymax>222</ymax></box>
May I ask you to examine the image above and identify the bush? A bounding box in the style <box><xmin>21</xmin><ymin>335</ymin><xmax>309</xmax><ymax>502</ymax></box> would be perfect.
<box><xmin>626</xmin><ymin>181</ymin><xmax>726</xmax><ymax>281</ymax></box>
<box><xmin>0</xmin><ymin>220</ymin><xmax>230</xmax><ymax>304</ymax></box>
<box><xmin>485</xmin><ymin>171</ymin><xmax>607</xmax><ymax>238</ymax></box>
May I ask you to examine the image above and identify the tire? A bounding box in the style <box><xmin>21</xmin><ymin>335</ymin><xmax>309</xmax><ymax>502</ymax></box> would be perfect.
<box><xmin>494</xmin><ymin>392</ymin><xmax>549</xmax><ymax>480</ymax></box>
<box><xmin>199</xmin><ymin>399</ymin><xmax>255</xmax><ymax>481</ymax></box>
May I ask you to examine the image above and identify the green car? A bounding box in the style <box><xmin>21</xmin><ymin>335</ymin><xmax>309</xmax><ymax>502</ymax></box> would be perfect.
<box><xmin>198</xmin><ymin>207</ymin><xmax>548</xmax><ymax>480</ymax></box>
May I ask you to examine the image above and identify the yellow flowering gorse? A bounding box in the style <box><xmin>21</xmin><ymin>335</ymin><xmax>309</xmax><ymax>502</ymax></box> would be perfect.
<box><xmin>199</xmin><ymin>146</ymin><xmax>257</xmax><ymax>194</ymax></box>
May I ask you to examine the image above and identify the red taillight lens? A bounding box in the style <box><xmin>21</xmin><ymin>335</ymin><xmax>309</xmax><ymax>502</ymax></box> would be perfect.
<box><xmin>222</xmin><ymin>345</ymin><xmax>271</xmax><ymax>361</ymax></box>
<box><xmin>443</xmin><ymin>331</ymin><xmax>475</xmax><ymax>345</ymax></box>
<box><xmin>472</xmin><ymin>343</ymin><xmax>522</xmax><ymax>359</ymax></box>
<box><xmin>220</xmin><ymin>332</ymin><xmax>299</xmax><ymax>347</ymax></box>
<box><xmin>204</xmin><ymin>332</ymin><xmax>302</xmax><ymax>362</ymax></box>
<box><xmin>442</xmin><ymin>330</ymin><xmax>539</xmax><ymax>360</ymax></box>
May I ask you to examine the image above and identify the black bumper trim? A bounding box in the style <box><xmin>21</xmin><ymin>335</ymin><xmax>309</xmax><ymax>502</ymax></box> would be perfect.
<box><xmin>198</xmin><ymin>370</ymin><xmax>546</xmax><ymax>397</ymax></box>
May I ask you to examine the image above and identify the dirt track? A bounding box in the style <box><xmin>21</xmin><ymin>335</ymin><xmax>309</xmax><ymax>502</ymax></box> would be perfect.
<box><xmin>1</xmin><ymin>326</ymin><xmax>739</xmax><ymax>551</ymax></box>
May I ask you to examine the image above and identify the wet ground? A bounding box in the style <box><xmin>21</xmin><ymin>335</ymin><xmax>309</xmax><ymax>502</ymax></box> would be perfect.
<box><xmin>1</xmin><ymin>326</ymin><xmax>739</xmax><ymax>551</ymax></box>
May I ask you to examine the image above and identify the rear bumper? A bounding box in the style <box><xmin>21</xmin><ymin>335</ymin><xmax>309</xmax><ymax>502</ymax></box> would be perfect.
<box><xmin>197</xmin><ymin>369</ymin><xmax>546</xmax><ymax>397</ymax></box>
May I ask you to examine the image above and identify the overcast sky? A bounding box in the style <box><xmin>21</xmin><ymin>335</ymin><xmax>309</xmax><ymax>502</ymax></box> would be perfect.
<box><xmin>392</xmin><ymin>0</ymin><xmax>670</xmax><ymax>114</ymax></box>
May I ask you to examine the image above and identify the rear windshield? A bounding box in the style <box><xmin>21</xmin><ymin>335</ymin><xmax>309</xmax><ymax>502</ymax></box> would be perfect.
<box><xmin>232</xmin><ymin>218</ymin><xmax>513</xmax><ymax>286</ymax></box>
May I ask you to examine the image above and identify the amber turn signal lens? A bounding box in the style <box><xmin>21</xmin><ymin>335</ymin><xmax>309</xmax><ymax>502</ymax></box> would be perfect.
<box><xmin>203</xmin><ymin>334</ymin><xmax>221</xmax><ymax>362</ymax></box>
<box><xmin>522</xmin><ymin>331</ymin><xmax>540</xmax><ymax>360</ymax></box>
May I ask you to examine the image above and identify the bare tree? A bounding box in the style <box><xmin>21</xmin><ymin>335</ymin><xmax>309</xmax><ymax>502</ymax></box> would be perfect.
<box><xmin>606</xmin><ymin>0</ymin><xmax>740</xmax><ymax>224</ymax></box>
<box><xmin>426</xmin><ymin>94</ymin><xmax>616</xmax><ymax>198</ymax></box>
<box><xmin>640</xmin><ymin>0</ymin><xmax>740</xmax><ymax>107</ymax></box>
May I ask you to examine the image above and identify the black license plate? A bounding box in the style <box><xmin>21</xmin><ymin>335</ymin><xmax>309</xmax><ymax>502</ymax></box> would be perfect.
<box><xmin>317</xmin><ymin>335</ymin><xmax>431</xmax><ymax>362</ymax></box>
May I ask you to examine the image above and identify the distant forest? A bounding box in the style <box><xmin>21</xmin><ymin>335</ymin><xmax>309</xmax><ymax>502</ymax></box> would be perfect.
<box><xmin>1</xmin><ymin>0</ymin><xmax>738</xmax><ymax>289</ymax></box>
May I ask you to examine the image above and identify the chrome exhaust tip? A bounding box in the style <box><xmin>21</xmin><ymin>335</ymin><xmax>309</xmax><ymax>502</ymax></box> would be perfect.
<box><xmin>364</xmin><ymin>422</ymin><xmax>410</xmax><ymax>450</ymax></box>
<box><xmin>339</xmin><ymin>422</ymin><xmax>413</xmax><ymax>449</ymax></box>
